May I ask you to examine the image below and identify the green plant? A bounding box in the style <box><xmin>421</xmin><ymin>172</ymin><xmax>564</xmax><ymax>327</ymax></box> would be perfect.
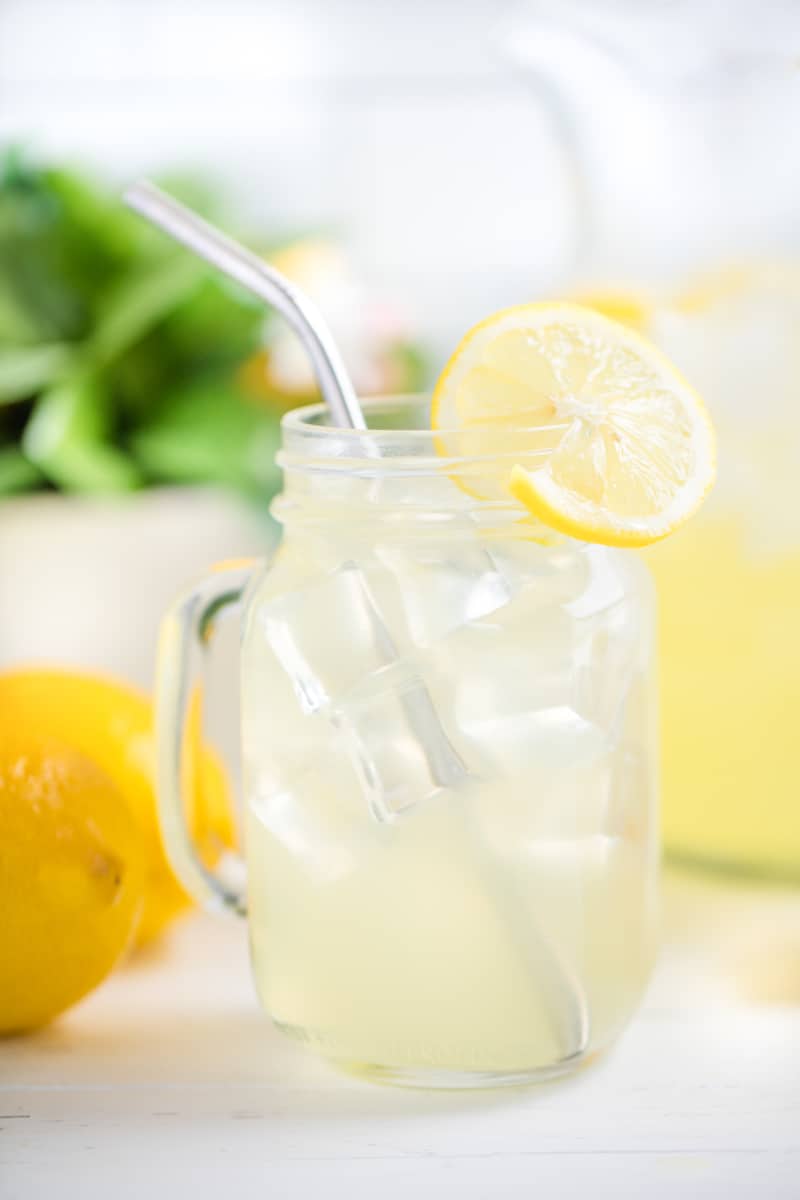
<box><xmin>0</xmin><ymin>150</ymin><xmax>281</xmax><ymax>499</ymax></box>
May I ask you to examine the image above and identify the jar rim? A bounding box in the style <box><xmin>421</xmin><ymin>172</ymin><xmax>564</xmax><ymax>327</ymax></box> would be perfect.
<box><xmin>279</xmin><ymin>393</ymin><xmax>566</xmax><ymax>477</ymax></box>
<box><xmin>283</xmin><ymin>393</ymin><xmax>564</xmax><ymax>439</ymax></box>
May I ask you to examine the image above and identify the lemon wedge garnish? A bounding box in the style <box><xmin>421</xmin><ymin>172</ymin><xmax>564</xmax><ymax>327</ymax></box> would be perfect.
<box><xmin>431</xmin><ymin>302</ymin><xmax>715</xmax><ymax>548</ymax></box>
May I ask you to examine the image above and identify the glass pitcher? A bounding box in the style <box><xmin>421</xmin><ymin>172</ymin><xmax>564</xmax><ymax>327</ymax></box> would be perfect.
<box><xmin>507</xmin><ymin>0</ymin><xmax>800</xmax><ymax>880</ymax></box>
<box><xmin>156</xmin><ymin>397</ymin><xmax>658</xmax><ymax>1087</ymax></box>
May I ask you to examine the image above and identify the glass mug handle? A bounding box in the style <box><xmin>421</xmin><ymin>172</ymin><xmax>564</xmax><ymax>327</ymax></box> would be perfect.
<box><xmin>155</xmin><ymin>559</ymin><xmax>257</xmax><ymax>918</ymax></box>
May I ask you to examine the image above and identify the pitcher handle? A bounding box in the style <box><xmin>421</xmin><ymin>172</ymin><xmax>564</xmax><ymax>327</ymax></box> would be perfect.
<box><xmin>156</xmin><ymin>559</ymin><xmax>257</xmax><ymax>917</ymax></box>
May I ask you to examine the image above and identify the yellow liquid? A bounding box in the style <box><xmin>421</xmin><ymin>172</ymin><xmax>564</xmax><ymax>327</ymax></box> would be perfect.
<box><xmin>649</xmin><ymin>517</ymin><xmax>800</xmax><ymax>879</ymax></box>
<box><xmin>644</xmin><ymin>265</ymin><xmax>800</xmax><ymax>880</ymax></box>
<box><xmin>241</xmin><ymin>520</ymin><xmax>657</xmax><ymax>1080</ymax></box>
<box><xmin>582</xmin><ymin>264</ymin><xmax>800</xmax><ymax>880</ymax></box>
<box><xmin>247</xmin><ymin>780</ymin><xmax>654</xmax><ymax>1078</ymax></box>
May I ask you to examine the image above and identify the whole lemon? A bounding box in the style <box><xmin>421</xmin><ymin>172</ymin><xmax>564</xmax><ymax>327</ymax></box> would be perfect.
<box><xmin>0</xmin><ymin>740</ymin><xmax>145</xmax><ymax>1033</ymax></box>
<box><xmin>0</xmin><ymin>670</ymin><xmax>234</xmax><ymax>945</ymax></box>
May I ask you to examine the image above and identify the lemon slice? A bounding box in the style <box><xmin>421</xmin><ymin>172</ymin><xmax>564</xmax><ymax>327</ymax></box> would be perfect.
<box><xmin>431</xmin><ymin>302</ymin><xmax>715</xmax><ymax>548</ymax></box>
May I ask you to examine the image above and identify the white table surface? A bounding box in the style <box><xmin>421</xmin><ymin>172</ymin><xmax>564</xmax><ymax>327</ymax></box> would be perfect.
<box><xmin>2</xmin><ymin>873</ymin><xmax>799</xmax><ymax>1199</ymax></box>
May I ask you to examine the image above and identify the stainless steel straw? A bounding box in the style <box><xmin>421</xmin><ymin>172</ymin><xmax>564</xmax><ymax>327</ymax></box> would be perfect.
<box><xmin>124</xmin><ymin>181</ymin><xmax>466</xmax><ymax>792</ymax></box>
<box><xmin>125</xmin><ymin>181</ymin><xmax>364</xmax><ymax>430</ymax></box>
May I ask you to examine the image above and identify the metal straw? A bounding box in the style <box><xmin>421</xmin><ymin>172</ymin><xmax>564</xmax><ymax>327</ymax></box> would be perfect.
<box><xmin>124</xmin><ymin>180</ymin><xmax>466</xmax><ymax>791</ymax></box>
<box><xmin>125</xmin><ymin>181</ymin><xmax>364</xmax><ymax>430</ymax></box>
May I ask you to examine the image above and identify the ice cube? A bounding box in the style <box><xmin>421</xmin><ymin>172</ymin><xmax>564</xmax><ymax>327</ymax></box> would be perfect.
<box><xmin>486</xmin><ymin>538</ymin><xmax>590</xmax><ymax>607</ymax></box>
<box><xmin>563</xmin><ymin>547</ymin><xmax>627</xmax><ymax>620</ymax></box>
<box><xmin>432</xmin><ymin>593</ymin><xmax>580</xmax><ymax>764</ymax></box>
<box><xmin>570</xmin><ymin>552</ymin><xmax>651</xmax><ymax>735</ymax></box>
<box><xmin>374</xmin><ymin>538</ymin><xmax>512</xmax><ymax>648</ymax></box>
<box><xmin>461</xmin><ymin>704</ymin><xmax>609</xmax><ymax>774</ymax></box>
<box><xmin>428</xmin><ymin>575</ymin><xmax>617</xmax><ymax>805</ymax></box>
<box><xmin>256</xmin><ymin>561</ymin><xmax>409</xmax><ymax>714</ymax></box>
<box><xmin>251</xmin><ymin>556</ymin><xmax>478</xmax><ymax>822</ymax></box>
<box><xmin>331</xmin><ymin>659</ymin><xmax>471</xmax><ymax>821</ymax></box>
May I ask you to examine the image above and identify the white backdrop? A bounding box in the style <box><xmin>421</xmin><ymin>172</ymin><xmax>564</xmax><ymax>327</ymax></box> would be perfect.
<box><xmin>3</xmin><ymin>0</ymin><xmax>800</xmax><ymax>358</ymax></box>
<box><xmin>0</xmin><ymin>0</ymin><xmax>575</xmax><ymax>360</ymax></box>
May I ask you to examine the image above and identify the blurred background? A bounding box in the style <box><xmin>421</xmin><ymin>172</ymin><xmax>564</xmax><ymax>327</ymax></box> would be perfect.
<box><xmin>0</xmin><ymin>0</ymin><xmax>577</xmax><ymax>354</ymax></box>
<box><xmin>1</xmin><ymin>0</ymin><xmax>799</xmax><ymax>979</ymax></box>
<box><xmin>1</xmin><ymin>0</ymin><xmax>575</xmax><ymax>690</ymax></box>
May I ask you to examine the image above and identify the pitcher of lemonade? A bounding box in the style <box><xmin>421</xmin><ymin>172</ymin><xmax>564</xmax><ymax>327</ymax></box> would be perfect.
<box><xmin>508</xmin><ymin>0</ymin><xmax>800</xmax><ymax>880</ymax></box>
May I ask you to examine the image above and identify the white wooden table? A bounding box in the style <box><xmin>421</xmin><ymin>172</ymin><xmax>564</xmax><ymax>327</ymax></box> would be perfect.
<box><xmin>3</xmin><ymin>874</ymin><xmax>799</xmax><ymax>1199</ymax></box>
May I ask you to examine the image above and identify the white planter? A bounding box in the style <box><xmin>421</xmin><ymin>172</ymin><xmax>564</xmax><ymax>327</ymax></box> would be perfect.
<box><xmin>0</xmin><ymin>486</ymin><xmax>274</xmax><ymax>689</ymax></box>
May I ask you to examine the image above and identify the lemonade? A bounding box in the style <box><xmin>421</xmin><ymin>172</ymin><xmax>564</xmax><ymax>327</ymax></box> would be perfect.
<box><xmin>239</xmin><ymin>397</ymin><xmax>659</xmax><ymax>1081</ymax></box>
<box><xmin>574</xmin><ymin>271</ymin><xmax>800</xmax><ymax>879</ymax></box>
<box><xmin>158</xmin><ymin>303</ymin><xmax>713</xmax><ymax>1086</ymax></box>
<box><xmin>650</xmin><ymin>511</ymin><xmax>800</xmax><ymax>877</ymax></box>
<box><xmin>648</xmin><ymin>267</ymin><xmax>800</xmax><ymax>878</ymax></box>
<box><xmin>246</xmin><ymin>783</ymin><xmax>653</xmax><ymax>1076</ymax></box>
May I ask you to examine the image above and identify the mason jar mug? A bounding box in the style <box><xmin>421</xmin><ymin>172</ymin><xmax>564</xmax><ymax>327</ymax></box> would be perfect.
<box><xmin>156</xmin><ymin>396</ymin><xmax>659</xmax><ymax>1088</ymax></box>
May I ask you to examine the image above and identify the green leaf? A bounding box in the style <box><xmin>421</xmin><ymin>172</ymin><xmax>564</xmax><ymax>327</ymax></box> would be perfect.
<box><xmin>158</xmin><ymin>275</ymin><xmax>265</xmax><ymax>368</ymax></box>
<box><xmin>23</xmin><ymin>373</ymin><xmax>141</xmax><ymax>493</ymax></box>
<box><xmin>0</xmin><ymin>277</ymin><xmax>52</xmax><ymax>344</ymax></box>
<box><xmin>0</xmin><ymin>446</ymin><xmax>43</xmax><ymax>494</ymax></box>
<box><xmin>131</xmin><ymin>375</ymin><xmax>281</xmax><ymax>496</ymax></box>
<box><xmin>0</xmin><ymin>164</ymin><xmax>92</xmax><ymax>338</ymax></box>
<box><xmin>0</xmin><ymin>342</ymin><xmax>73</xmax><ymax>402</ymax></box>
<box><xmin>88</xmin><ymin>253</ymin><xmax>203</xmax><ymax>367</ymax></box>
<box><xmin>42</xmin><ymin>167</ymin><xmax>146</xmax><ymax>267</ymax></box>
<box><xmin>25</xmin><ymin>374</ymin><xmax>106</xmax><ymax>450</ymax></box>
<box><xmin>44</xmin><ymin>440</ymin><xmax>142</xmax><ymax>493</ymax></box>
